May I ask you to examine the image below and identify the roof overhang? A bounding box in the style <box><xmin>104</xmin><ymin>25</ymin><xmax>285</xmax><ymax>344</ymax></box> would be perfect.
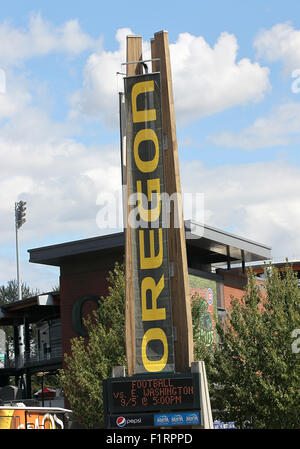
<box><xmin>185</xmin><ymin>220</ymin><xmax>271</xmax><ymax>266</ymax></box>
<box><xmin>0</xmin><ymin>293</ymin><xmax>60</xmax><ymax>325</ymax></box>
<box><xmin>27</xmin><ymin>220</ymin><xmax>271</xmax><ymax>268</ymax></box>
<box><xmin>28</xmin><ymin>232</ymin><xmax>124</xmax><ymax>266</ymax></box>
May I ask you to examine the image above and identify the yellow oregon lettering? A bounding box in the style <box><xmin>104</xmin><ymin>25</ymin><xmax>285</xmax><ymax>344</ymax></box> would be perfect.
<box><xmin>139</xmin><ymin>229</ymin><xmax>163</xmax><ymax>269</ymax></box>
<box><xmin>134</xmin><ymin>129</ymin><xmax>159</xmax><ymax>173</ymax></box>
<box><xmin>137</xmin><ymin>178</ymin><xmax>161</xmax><ymax>222</ymax></box>
<box><xmin>141</xmin><ymin>275</ymin><xmax>165</xmax><ymax>321</ymax></box>
<box><xmin>131</xmin><ymin>78</ymin><xmax>170</xmax><ymax>373</ymax></box>
<box><xmin>141</xmin><ymin>328</ymin><xmax>168</xmax><ymax>372</ymax></box>
<box><xmin>132</xmin><ymin>81</ymin><xmax>156</xmax><ymax>123</ymax></box>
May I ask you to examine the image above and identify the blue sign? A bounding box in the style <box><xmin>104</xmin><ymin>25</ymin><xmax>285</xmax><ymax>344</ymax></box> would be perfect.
<box><xmin>213</xmin><ymin>420</ymin><xmax>236</xmax><ymax>429</ymax></box>
<box><xmin>154</xmin><ymin>412</ymin><xmax>200</xmax><ymax>427</ymax></box>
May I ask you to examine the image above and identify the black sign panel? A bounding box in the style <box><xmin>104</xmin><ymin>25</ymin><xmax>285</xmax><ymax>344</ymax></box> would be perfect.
<box><xmin>103</xmin><ymin>373</ymin><xmax>201</xmax><ymax>414</ymax></box>
<box><xmin>124</xmin><ymin>73</ymin><xmax>174</xmax><ymax>374</ymax></box>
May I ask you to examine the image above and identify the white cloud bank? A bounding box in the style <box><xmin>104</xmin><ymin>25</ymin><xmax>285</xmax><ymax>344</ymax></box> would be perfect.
<box><xmin>181</xmin><ymin>160</ymin><xmax>300</xmax><ymax>261</ymax></box>
<box><xmin>0</xmin><ymin>124</ymin><xmax>122</xmax><ymax>243</ymax></box>
<box><xmin>170</xmin><ymin>32</ymin><xmax>270</xmax><ymax>123</ymax></box>
<box><xmin>70</xmin><ymin>29</ymin><xmax>271</xmax><ymax>126</ymax></box>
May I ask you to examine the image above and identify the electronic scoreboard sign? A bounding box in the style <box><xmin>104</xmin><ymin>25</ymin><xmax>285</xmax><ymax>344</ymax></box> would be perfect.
<box><xmin>103</xmin><ymin>373</ymin><xmax>201</xmax><ymax>414</ymax></box>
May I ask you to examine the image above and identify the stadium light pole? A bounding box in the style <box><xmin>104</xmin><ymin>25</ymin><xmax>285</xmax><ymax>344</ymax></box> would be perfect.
<box><xmin>14</xmin><ymin>200</ymin><xmax>26</xmax><ymax>368</ymax></box>
<box><xmin>15</xmin><ymin>201</ymin><xmax>26</xmax><ymax>300</ymax></box>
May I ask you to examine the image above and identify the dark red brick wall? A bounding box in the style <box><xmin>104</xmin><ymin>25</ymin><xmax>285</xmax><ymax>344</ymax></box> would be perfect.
<box><xmin>218</xmin><ymin>269</ymin><xmax>265</xmax><ymax>311</ymax></box>
<box><xmin>59</xmin><ymin>250</ymin><xmax>123</xmax><ymax>362</ymax></box>
<box><xmin>222</xmin><ymin>270</ymin><xmax>248</xmax><ymax>310</ymax></box>
<box><xmin>60</xmin><ymin>268</ymin><xmax>110</xmax><ymax>360</ymax></box>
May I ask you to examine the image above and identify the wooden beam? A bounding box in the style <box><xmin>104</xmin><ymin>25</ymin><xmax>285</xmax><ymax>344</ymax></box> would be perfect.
<box><xmin>125</xmin><ymin>35</ymin><xmax>143</xmax><ymax>376</ymax></box>
<box><xmin>151</xmin><ymin>38</ymin><xmax>160</xmax><ymax>73</ymax></box>
<box><xmin>151</xmin><ymin>31</ymin><xmax>194</xmax><ymax>372</ymax></box>
<box><xmin>126</xmin><ymin>36</ymin><xmax>143</xmax><ymax>76</ymax></box>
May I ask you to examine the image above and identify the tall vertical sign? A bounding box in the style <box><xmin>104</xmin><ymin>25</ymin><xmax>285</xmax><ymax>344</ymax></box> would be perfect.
<box><xmin>124</xmin><ymin>36</ymin><xmax>143</xmax><ymax>377</ymax></box>
<box><xmin>124</xmin><ymin>32</ymin><xmax>194</xmax><ymax>376</ymax></box>
<box><xmin>124</xmin><ymin>72</ymin><xmax>175</xmax><ymax>374</ymax></box>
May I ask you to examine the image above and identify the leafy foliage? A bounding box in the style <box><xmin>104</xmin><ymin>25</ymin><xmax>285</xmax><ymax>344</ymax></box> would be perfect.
<box><xmin>59</xmin><ymin>263</ymin><xmax>126</xmax><ymax>428</ymax></box>
<box><xmin>210</xmin><ymin>264</ymin><xmax>300</xmax><ymax>429</ymax></box>
<box><xmin>0</xmin><ymin>279</ymin><xmax>39</xmax><ymax>305</ymax></box>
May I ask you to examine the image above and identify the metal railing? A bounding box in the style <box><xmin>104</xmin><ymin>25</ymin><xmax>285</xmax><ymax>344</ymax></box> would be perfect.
<box><xmin>0</xmin><ymin>346</ymin><xmax>63</xmax><ymax>369</ymax></box>
<box><xmin>24</xmin><ymin>347</ymin><xmax>63</xmax><ymax>366</ymax></box>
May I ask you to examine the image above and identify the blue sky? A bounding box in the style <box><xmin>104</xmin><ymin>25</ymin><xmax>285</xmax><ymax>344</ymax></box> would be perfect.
<box><xmin>1</xmin><ymin>1</ymin><xmax>300</xmax><ymax>291</ymax></box>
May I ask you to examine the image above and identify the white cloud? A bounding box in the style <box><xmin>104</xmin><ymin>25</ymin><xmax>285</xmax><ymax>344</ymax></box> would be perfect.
<box><xmin>0</xmin><ymin>71</ymin><xmax>32</xmax><ymax>118</ymax></box>
<box><xmin>181</xmin><ymin>160</ymin><xmax>300</xmax><ymax>261</ymax></box>
<box><xmin>170</xmin><ymin>32</ymin><xmax>270</xmax><ymax>124</ymax></box>
<box><xmin>254</xmin><ymin>22</ymin><xmax>300</xmax><ymax>74</ymax></box>
<box><xmin>0</xmin><ymin>13</ymin><xmax>100</xmax><ymax>68</ymax></box>
<box><xmin>0</xmin><ymin>136</ymin><xmax>122</xmax><ymax>237</ymax></box>
<box><xmin>71</xmin><ymin>29</ymin><xmax>270</xmax><ymax>127</ymax></box>
<box><xmin>208</xmin><ymin>102</ymin><xmax>300</xmax><ymax>149</ymax></box>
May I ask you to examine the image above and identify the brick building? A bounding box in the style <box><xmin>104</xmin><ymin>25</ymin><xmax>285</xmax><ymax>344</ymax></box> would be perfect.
<box><xmin>0</xmin><ymin>219</ymin><xmax>271</xmax><ymax>405</ymax></box>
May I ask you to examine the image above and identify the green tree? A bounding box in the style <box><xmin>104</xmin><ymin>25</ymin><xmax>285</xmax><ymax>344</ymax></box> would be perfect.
<box><xmin>0</xmin><ymin>280</ymin><xmax>39</xmax><ymax>305</ymax></box>
<box><xmin>59</xmin><ymin>263</ymin><xmax>126</xmax><ymax>428</ymax></box>
<box><xmin>210</xmin><ymin>264</ymin><xmax>300</xmax><ymax>429</ymax></box>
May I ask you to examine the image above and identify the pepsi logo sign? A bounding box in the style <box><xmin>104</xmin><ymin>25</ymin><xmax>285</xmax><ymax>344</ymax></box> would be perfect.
<box><xmin>116</xmin><ymin>416</ymin><xmax>126</xmax><ymax>427</ymax></box>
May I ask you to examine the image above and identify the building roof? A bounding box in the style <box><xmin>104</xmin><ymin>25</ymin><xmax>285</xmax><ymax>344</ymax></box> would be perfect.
<box><xmin>0</xmin><ymin>292</ymin><xmax>60</xmax><ymax>325</ymax></box>
<box><xmin>185</xmin><ymin>220</ymin><xmax>271</xmax><ymax>264</ymax></box>
<box><xmin>28</xmin><ymin>220</ymin><xmax>271</xmax><ymax>268</ymax></box>
<box><xmin>245</xmin><ymin>259</ymin><xmax>300</xmax><ymax>275</ymax></box>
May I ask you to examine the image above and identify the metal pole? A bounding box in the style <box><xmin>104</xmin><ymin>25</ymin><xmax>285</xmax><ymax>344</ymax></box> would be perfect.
<box><xmin>241</xmin><ymin>249</ymin><xmax>246</xmax><ymax>274</ymax></box>
<box><xmin>41</xmin><ymin>375</ymin><xmax>44</xmax><ymax>407</ymax></box>
<box><xmin>119</xmin><ymin>92</ymin><xmax>127</xmax><ymax>231</ymax></box>
<box><xmin>226</xmin><ymin>245</ymin><xmax>231</xmax><ymax>271</ymax></box>
<box><xmin>15</xmin><ymin>203</ymin><xmax>21</xmax><ymax>302</ymax></box>
<box><xmin>15</xmin><ymin>202</ymin><xmax>24</xmax><ymax>368</ymax></box>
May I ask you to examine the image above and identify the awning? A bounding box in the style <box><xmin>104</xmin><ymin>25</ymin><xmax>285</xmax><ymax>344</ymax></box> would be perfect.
<box><xmin>27</xmin><ymin>220</ymin><xmax>271</xmax><ymax>269</ymax></box>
